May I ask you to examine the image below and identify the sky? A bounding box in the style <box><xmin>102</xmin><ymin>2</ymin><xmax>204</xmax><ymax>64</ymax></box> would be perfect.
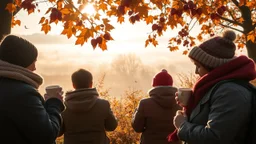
<box><xmin>11</xmin><ymin>2</ymin><xmax>247</xmax><ymax>96</ymax></box>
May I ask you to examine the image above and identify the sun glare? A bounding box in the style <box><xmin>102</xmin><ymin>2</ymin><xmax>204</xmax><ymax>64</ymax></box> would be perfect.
<box><xmin>82</xmin><ymin>4</ymin><xmax>96</xmax><ymax>16</ymax></box>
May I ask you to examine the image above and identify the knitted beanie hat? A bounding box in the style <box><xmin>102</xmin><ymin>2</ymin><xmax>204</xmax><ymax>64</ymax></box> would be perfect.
<box><xmin>189</xmin><ymin>30</ymin><xmax>236</xmax><ymax>69</ymax></box>
<box><xmin>152</xmin><ymin>69</ymin><xmax>173</xmax><ymax>87</ymax></box>
<box><xmin>0</xmin><ymin>35</ymin><xmax>38</xmax><ymax>68</ymax></box>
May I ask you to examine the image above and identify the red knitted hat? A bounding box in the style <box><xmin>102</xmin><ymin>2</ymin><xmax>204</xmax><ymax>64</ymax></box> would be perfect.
<box><xmin>152</xmin><ymin>69</ymin><xmax>173</xmax><ymax>87</ymax></box>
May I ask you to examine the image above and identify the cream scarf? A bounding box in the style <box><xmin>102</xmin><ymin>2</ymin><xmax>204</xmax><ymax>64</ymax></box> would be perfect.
<box><xmin>0</xmin><ymin>60</ymin><xmax>43</xmax><ymax>89</ymax></box>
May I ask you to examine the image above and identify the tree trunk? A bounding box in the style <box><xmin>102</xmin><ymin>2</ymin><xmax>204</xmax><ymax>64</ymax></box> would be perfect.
<box><xmin>246</xmin><ymin>40</ymin><xmax>256</xmax><ymax>62</ymax></box>
<box><xmin>0</xmin><ymin>0</ymin><xmax>13</xmax><ymax>41</ymax></box>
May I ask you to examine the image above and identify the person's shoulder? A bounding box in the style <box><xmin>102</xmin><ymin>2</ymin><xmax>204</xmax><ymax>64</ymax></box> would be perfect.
<box><xmin>213</xmin><ymin>81</ymin><xmax>252</xmax><ymax>101</ymax></box>
<box><xmin>138</xmin><ymin>97</ymin><xmax>152</xmax><ymax>105</ymax></box>
<box><xmin>96</xmin><ymin>98</ymin><xmax>111</xmax><ymax>106</ymax></box>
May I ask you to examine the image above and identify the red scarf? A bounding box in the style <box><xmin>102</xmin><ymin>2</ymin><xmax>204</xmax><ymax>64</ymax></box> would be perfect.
<box><xmin>168</xmin><ymin>55</ymin><xmax>256</xmax><ymax>142</ymax></box>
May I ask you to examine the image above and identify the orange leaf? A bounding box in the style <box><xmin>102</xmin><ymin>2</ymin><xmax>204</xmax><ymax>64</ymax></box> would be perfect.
<box><xmin>61</xmin><ymin>8</ymin><xmax>70</xmax><ymax>15</ymax></box>
<box><xmin>102</xmin><ymin>18</ymin><xmax>114</xmax><ymax>32</ymax></box>
<box><xmin>41</xmin><ymin>20</ymin><xmax>51</xmax><ymax>34</ymax></box>
<box><xmin>183</xmin><ymin>50</ymin><xmax>188</xmax><ymax>55</ymax></box>
<box><xmin>117</xmin><ymin>16</ymin><xmax>125</xmax><ymax>24</ymax></box>
<box><xmin>152</xmin><ymin>39</ymin><xmax>158</xmax><ymax>47</ymax></box>
<box><xmin>39</xmin><ymin>17</ymin><xmax>45</xmax><ymax>24</ymax></box>
<box><xmin>15</xmin><ymin>20</ymin><xmax>21</xmax><ymax>26</ymax></box>
<box><xmin>15</xmin><ymin>0</ymin><xmax>22</xmax><ymax>7</ymax></box>
<box><xmin>75</xmin><ymin>36</ymin><xmax>85</xmax><ymax>46</ymax></box>
<box><xmin>99</xmin><ymin>39</ymin><xmax>107</xmax><ymax>51</ymax></box>
<box><xmin>145</xmin><ymin>15</ymin><xmax>153</xmax><ymax>24</ymax></box>
<box><xmin>94</xmin><ymin>13</ymin><xmax>101</xmax><ymax>20</ymax></box>
<box><xmin>145</xmin><ymin>39</ymin><xmax>149</xmax><ymax>47</ymax></box>
<box><xmin>5</xmin><ymin>3</ymin><xmax>16</xmax><ymax>13</ymax></box>
<box><xmin>45</xmin><ymin>8</ymin><xmax>52</xmax><ymax>14</ymax></box>
<box><xmin>99</xmin><ymin>3</ymin><xmax>108</xmax><ymax>12</ymax></box>
<box><xmin>168</xmin><ymin>46</ymin><xmax>179</xmax><ymax>51</ymax></box>
<box><xmin>247</xmin><ymin>33</ymin><xmax>255</xmax><ymax>42</ymax></box>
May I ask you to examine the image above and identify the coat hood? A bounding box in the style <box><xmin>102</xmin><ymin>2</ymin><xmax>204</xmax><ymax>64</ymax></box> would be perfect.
<box><xmin>64</xmin><ymin>88</ymin><xmax>99</xmax><ymax>112</ymax></box>
<box><xmin>148</xmin><ymin>86</ymin><xmax>178</xmax><ymax>108</ymax></box>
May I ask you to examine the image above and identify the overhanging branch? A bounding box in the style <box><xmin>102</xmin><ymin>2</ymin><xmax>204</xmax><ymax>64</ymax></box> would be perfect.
<box><xmin>220</xmin><ymin>23</ymin><xmax>244</xmax><ymax>33</ymax></box>
<box><xmin>218</xmin><ymin>15</ymin><xmax>243</xmax><ymax>27</ymax></box>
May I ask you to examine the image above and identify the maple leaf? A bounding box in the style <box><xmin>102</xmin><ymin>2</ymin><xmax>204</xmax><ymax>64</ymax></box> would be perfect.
<box><xmin>135</xmin><ymin>4</ymin><xmax>150</xmax><ymax>17</ymax></box>
<box><xmin>99</xmin><ymin>3</ymin><xmax>108</xmax><ymax>12</ymax></box>
<box><xmin>75</xmin><ymin>36</ymin><xmax>85</xmax><ymax>46</ymax></box>
<box><xmin>41</xmin><ymin>20</ymin><xmax>51</xmax><ymax>34</ymax></box>
<box><xmin>5</xmin><ymin>3</ymin><xmax>16</xmax><ymax>13</ymax></box>
<box><xmin>117</xmin><ymin>16</ymin><xmax>125</xmax><ymax>24</ymax></box>
<box><xmin>247</xmin><ymin>33</ymin><xmax>255</xmax><ymax>42</ymax></box>
<box><xmin>103</xmin><ymin>18</ymin><xmax>115</xmax><ymax>32</ymax></box>
<box><xmin>145</xmin><ymin>15</ymin><xmax>154</xmax><ymax>24</ymax></box>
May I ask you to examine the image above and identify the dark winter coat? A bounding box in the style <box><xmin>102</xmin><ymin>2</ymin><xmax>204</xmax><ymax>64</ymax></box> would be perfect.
<box><xmin>59</xmin><ymin>88</ymin><xmax>118</xmax><ymax>144</ymax></box>
<box><xmin>132</xmin><ymin>86</ymin><xmax>182</xmax><ymax>144</ymax></box>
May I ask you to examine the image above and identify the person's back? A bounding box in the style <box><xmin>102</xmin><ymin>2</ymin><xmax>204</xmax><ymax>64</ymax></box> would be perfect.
<box><xmin>0</xmin><ymin>35</ymin><xmax>64</xmax><ymax>144</ymax></box>
<box><xmin>59</xmin><ymin>69</ymin><xmax>117</xmax><ymax>144</ymax></box>
<box><xmin>132</xmin><ymin>69</ymin><xmax>181</xmax><ymax>144</ymax></box>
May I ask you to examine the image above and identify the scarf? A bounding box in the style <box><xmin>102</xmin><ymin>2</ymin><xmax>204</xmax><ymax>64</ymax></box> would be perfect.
<box><xmin>0</xmin><ymin>60</ymin><xmax>43</xmax><ymax>89</ymax></box>
<box><xmin>168</xmin><ymin>55</ymin><xmax>256</xmax><ymax>142</ymax></box>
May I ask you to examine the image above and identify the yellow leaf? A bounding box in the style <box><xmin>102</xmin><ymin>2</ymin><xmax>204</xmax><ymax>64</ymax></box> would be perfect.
<box><xmin>61</xmin><ymin>8</ymin><xmax>70</xmax><ymax>15</ymax></box>
<box><xmin>5</xmin><ymin>3</ymin><xmax>16</xmax><ymax>13</ymax></box>
<box><xmin>117</xmin><ymin>16</ymin><xmax>125</xmax><ymax>24</ymax></box>
<box><xmin>39</xmin><ymin>17</ymin><xmax>45</xmax><ymax>24</ymax></box>
<box><xmin>145</xmin><ymin>15</ymin><xmax>153</xmax><ymax>24</ymax></box>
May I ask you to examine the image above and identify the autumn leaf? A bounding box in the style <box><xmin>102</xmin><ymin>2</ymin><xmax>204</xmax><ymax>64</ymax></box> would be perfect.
<box><xmin>15</xmin><ymin>0</ymin><xmax>22</xmax><ymax>7</ymax></box>
<box><xmin>6</xmin><ymin>3</ymin><xmax>16</xmax><ymax>13</ymax></box>
<box><xmin>41</xmin><ymin>20</ymin><xmax>51</xmax><ymax>34</ymax></box>
<box><xmin>117</xmin><ymin>16</ymin><xmax>125</xmax><ymax>24</ymax></box>
<box><xmin>103</xmin><ymin>18</ymin><xmax>115</xmax><ymax>32</ymax></box>
<box><xmin>99</xmin><ymin>3</ymin><xmax>108</xmax><ymax>12</ymax></box>
<box><xmin>145</xmin><ymin>15</ymin><xmax>154</xmax><ymax>24</ymax></box>
<box><xmin>39</xmin><ymin>17</ymin><xmax>45</xmax><ymax>24</ymax></box>
<box><xmin>135</xmin><ymin>4</ymin><xmax>150</xmax><ymax>17</ymax></box>
<box><xmin>75</xmin><ymin>36</ymin><xmax>85</xmax><ymax>46</ymax></box>
<box><xmin>168</xmin><ymin>46</ymin><xmax>179</xmax><ymax>51</ymax></box>
<box><xmin>247</xmin><ymin>33</ymin><xmax>255</xmax><ymax>42</ymax></box>
<box><xmin>145</xmin><ymin>39</ymin><xmax>150</xmax><ymax>47</ymax></box>
<box><xmin>99</xmin><ymin>39</ymin><xmax>108</xmax><ymax>51</ymax></box>
<box><xmin>61</xmin><ymin>8</ymin><xmax>71</xmax><ymax>15</ymax></box>
<box><xmin>183</xmin><ymin>50</ymin><xmax>188</xmax><ymax>55</ymax></box>
<box><xmin>45</xmin><ymin>8</ymin><xmax>52</xmax><ymax>14</ymax></box>
<box><xmin>152</xmin><ymin>39</ymin><xmax>158</xmax><ymax>47</ymax></box>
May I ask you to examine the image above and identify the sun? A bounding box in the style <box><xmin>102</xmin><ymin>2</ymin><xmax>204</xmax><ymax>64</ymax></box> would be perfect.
<box><xmin>82</xmin><ymin>4</ymin><xmax>96</xmax><ymax>16</ymax></box>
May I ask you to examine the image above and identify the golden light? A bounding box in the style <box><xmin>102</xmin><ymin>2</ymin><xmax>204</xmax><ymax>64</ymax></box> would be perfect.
<box><xmin>82</xmin><ymin>3</ymin><xmax>96</xmax><ymax>16</ymax></box>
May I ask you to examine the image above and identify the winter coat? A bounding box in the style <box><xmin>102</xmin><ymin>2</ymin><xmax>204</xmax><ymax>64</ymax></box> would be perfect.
<box><xmin>59</xmin><ymin>88</ymin><xmax>118</xmax><ymax>144</ymax></box>
<box><xmin>132</xmin><ymin>86</ymin><xmax>182</xmax><ymax>144</ymax></box>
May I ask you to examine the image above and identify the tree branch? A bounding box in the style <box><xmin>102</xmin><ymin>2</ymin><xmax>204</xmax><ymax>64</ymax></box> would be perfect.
<box><xmin>220</xmin><ymin>23</ymin><xmax>244</xmax><ymax>33</ymax></box>
<box><xmin>218</xmin><ymin>15</ymin><xmax>243</xmax><ymax>26</ymax></box>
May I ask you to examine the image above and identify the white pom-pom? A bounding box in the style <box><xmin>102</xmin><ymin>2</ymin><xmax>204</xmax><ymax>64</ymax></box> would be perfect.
<box><xmin>223</xmin><ymin>30</ymin><xmax>236</xmax><ymax>41</ymax></box>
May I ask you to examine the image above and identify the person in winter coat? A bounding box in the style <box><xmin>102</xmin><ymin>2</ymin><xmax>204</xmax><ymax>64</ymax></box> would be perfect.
<box><xmin>132</xmin><ymin>69</ymin><xmax>182</xmax><ymax>144</ymax></box>
<box><xmin>169</xmin><ymin>30</ymin><xmax>256</xmax><ymax>144</ymax></box>
<box><xmin>0</xmin><ymin>35</ymin><xmax>65</xmax><ymax>144</ymax></box>
<box><xmin>59</xmin><ymin>69</ymin><xmax>118</xmax><ymax>144</ymax></box>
